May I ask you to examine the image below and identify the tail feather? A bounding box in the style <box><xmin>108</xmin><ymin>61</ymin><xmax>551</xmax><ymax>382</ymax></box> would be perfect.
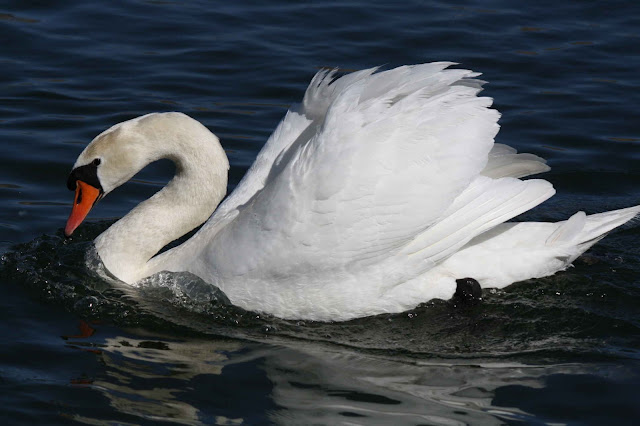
<box><xmin>428</xmin><ymin>204</ymin><xmax>639</xmax><ymax>291</ymax></box>
<box><xmin>579</xmin><ymin>205</ymin><xmax>640</xmax><ymax>249</ymax></box>
<box><xmin>547</xmin><ymin>205</ymin><xmax>640</xmax><ymax>251</ymax></box>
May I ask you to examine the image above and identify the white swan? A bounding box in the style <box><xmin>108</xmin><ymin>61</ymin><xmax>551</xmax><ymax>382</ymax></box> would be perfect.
<box><xmin>65</xmin><ymin>63</ymin><xmax>639</xmax><ymax>321</ymax></box>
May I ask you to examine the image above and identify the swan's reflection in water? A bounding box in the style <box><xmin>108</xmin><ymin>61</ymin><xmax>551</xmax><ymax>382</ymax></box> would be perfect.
<box><xmin>65</xmin><ymin>329</ymin><xmax>637</xmax><ymax>425</ymax></box>
<box><xmin>68</xmin><ymin>331</ymin><xmax>244</xmax><ymax>425</ymax></box>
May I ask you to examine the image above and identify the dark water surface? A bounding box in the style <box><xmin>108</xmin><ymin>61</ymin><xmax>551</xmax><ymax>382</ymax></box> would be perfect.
<box><xmin>1</xmin><ymin>1</ymin><xmax>640</xmax><ymax>424</ymax></box>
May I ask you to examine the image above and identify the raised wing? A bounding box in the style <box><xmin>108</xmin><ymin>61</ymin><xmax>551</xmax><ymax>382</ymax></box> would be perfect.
<box><xmin>211</xmin><ymin>66</ymin><xmax>382</xmax><ymax>218</ymax></box>
<box><xmin>199</xmin><ymin>63</ymin><xmax>523</xmax><ymax>278</ymax></box>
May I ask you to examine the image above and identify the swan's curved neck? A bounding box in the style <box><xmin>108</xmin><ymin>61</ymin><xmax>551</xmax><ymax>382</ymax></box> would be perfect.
<box><xmin>94</xmin><ymin>114</ymin><xmax>228</xmax><ymax>283</ymax></box>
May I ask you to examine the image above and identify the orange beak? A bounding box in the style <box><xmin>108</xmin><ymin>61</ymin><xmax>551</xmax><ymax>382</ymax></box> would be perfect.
<box><xmin>65</xmin><ymin>180</ymin><xmax>102</xmax><ymax>237</ymax></box>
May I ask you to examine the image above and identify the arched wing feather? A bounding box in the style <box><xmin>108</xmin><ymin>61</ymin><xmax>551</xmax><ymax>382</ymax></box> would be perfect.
<box><xmin>201</xmin><ymin>64</ymin><xmax>522</xmax><ymax>278</ymax></box>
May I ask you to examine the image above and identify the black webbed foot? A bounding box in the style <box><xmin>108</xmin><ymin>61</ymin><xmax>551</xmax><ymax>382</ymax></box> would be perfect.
<box><xmin>453</xmin><ymin>277</ymin><xmax>482</xmax><ymax>306</ymax></box>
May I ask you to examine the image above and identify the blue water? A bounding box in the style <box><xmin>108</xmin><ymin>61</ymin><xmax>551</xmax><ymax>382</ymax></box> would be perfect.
<box><xmin>1</xmin><ymin>0</ymin><xmax>640</xmax><ymax>424</ymax></box>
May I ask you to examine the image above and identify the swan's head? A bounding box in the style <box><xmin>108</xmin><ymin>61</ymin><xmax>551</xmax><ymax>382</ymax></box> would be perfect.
<box><xmin>64</xmin><ymin>113</ymin><xmax>179</xmax><ymax>237</ymax></box>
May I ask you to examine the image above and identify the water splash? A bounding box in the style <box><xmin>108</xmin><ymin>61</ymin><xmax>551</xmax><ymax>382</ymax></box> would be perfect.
<box><xmin>2</xmin><ymin>221</ymin><xmax>640</xmax><ymax>361</ymax></box>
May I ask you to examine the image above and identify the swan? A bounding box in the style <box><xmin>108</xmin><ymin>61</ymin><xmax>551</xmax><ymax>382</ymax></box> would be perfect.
<box><xmin>64</xmin><ymin>63</ymin><xmax>639</xmax><ymax>321</ymax></box>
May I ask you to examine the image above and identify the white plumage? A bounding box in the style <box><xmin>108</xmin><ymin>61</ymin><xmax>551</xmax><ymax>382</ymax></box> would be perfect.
<box><xmin>66</xmin><ymin>63</ymin><xmax>639</xmax><ymax>321</ymax></box>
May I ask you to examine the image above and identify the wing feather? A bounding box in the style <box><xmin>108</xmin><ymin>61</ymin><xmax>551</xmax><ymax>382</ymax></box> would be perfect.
<box><xmin>481</xmin><ymin>143</ymin><xmax>550</xmax><ymax>178</ymax></box>
<box><xmin>200</xmin><ymin>65</ymin><xmax>511</xmax><ymax>277</ymax></box>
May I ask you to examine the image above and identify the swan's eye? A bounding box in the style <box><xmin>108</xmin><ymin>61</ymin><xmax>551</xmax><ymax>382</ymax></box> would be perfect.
<box><xmin>92</xmin><ymin>158</ymin><xmax>101</xmax><ymax>166</ymax></box>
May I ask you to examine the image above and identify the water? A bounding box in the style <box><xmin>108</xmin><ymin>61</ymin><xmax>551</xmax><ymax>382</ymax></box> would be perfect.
<box><xmin>1</xmin><ymin>0</ymin><xmax>640</xmax><ymax>424</ymax></box>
